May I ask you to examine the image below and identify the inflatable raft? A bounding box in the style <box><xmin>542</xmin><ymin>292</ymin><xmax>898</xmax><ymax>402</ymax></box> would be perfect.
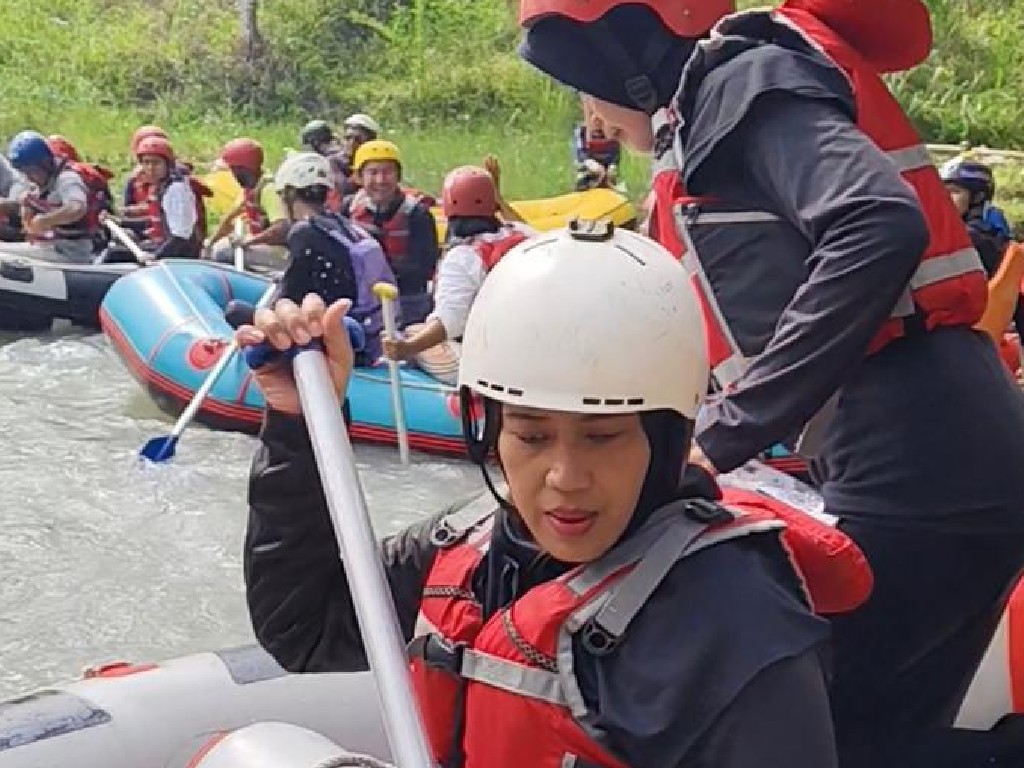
<box><xmin>0</xmin><ymin>246</ymin><xmax>137</xmax><ymax>332</ymax></box>
<box><xmin>4</xmin><ymin>569</ymin><xmax>1024</xmax><ymax>765</ymax></box>
<box><xmin>99</xmin><ymin>260</ymin><xmax>466</xmax><ymax>455</ymax></box>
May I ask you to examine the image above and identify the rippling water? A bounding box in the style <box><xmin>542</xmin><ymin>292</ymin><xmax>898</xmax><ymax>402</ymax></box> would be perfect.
<box><xmin>0</xmin><ymin>326</ymin><xmax>482</xmax><ymax>697</ymax></box>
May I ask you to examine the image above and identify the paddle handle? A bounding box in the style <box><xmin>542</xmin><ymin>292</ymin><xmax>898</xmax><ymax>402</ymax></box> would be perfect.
<box><xmin>373</xmin><ymin>282</ymin><xmax>410</xmax><ymax>465</ymax></box>
<box><xmin>292</xmin><ymin>347</ymin><xmax>433</xmax><ymax>768</ymax></box>
<box><xmin>103</xmin><ymin>217</ymin><xmax>153</xmax><ymax>264</ymax></box>
<box><xmin>168</xmin><ymin>282</ymin><xmax>279</xmax><ymax>438</ymax></box>
<box><xmin>242</xmin><ymin>315</ymin><xmax>366</xmax><ymax>370</ymax></box>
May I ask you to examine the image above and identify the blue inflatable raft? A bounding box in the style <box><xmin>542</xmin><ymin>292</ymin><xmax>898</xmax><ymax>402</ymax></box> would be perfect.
<box><xmin>99</xmin><ymin>260</ymin><xmax>467</xmax><ymax>456</ymax></box>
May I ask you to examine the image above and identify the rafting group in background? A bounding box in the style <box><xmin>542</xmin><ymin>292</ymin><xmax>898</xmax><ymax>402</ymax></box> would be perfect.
<box><xmin>0</xmin><ymin>106</ymin><xmax>628</xmax><ymax>377</ymax></box>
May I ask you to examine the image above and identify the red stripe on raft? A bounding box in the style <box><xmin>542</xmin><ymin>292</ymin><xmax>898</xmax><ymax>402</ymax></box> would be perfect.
<box><xmin>184</xmin><ymin>731</ymin><xmax>229</xmax><ymax>768</ymax></box>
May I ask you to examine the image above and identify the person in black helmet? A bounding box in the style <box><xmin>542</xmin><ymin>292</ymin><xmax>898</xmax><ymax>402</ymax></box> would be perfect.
<box><xmin>515</xmin><ymin>1</ymin><xmax>1024</xmax><ymax>767</ymax></box>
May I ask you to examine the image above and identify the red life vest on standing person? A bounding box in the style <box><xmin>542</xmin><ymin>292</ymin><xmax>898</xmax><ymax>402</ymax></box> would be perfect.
<box><xmin>408</xmin><ymin>487</ymin><xmax>871</xmax><ymax>768</ymax></box>
<box><xmin>655</xmin><ymin>7</ymin><xmax>988</xmax><ymax>389</ymax></box>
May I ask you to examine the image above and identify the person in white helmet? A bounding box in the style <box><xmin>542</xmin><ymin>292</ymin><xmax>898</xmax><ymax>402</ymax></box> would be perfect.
<box><xmin>225</xmin><ymin>151</ymin><xmax>395</xmax><ymax>364</ymax></box>
<box><xmin>239</xmin><ymin>220</ymin><xmax>842</xmax><ymax>768</ymax></box>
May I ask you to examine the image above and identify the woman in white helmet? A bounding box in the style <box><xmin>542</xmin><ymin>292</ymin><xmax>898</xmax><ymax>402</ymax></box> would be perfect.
<box><xmin>228</xmin><ymin>152</ymin><xmax>396</xmax><ymax>363</ymax></box>
<box><xmin>238</xmin><ymin>221</ymin><xmax>838</xmax><ymax>768</ymax></box>
<box><xmin>339</xmin><ymin>113</ymin><xmax>382</xmax><ymax>196</ymax></box>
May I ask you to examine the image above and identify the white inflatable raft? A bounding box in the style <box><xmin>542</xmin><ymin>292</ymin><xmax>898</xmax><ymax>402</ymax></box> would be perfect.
<box><xmin>0</xmin><ymin>644</ymin><xmax>392</xmax><ymax>768</ymax></box>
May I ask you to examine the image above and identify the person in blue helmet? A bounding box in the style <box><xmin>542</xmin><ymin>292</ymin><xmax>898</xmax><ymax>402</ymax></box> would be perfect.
<box><xmin>942</xmin><ymin>158</ymin><xmax>1024</xmax><ymax>339</ymax></box>
<box><xmin>2</xmin><ymin>131</ymin><xmax>95</xmax><ymax>263</ymax></box>
<box><xmin>515</xmin><ymin>1</ymin><xmax>1024</xmax><ymax>767</ymax></box>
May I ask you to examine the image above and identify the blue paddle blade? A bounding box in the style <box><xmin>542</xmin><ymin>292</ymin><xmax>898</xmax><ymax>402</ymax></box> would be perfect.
<box><xmin>243</xmin><ymin>316</ymin><xmax>366</xmax><ymax>370</ymax></box>
<box><xmin>140</xmin><ymin>434</ymin><xmax>178</xmax><ymax>463</ymax></box>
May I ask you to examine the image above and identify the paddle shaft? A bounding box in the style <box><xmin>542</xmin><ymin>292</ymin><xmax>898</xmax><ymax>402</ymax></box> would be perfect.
<box><xmin>292</xmin><ymin>348</ymin><xmax>432</xmax><ymax>768</ymax></box>
<box><xmin>104</xmin><ymin>217</ymin><xmax>153</xmax><ymax>264</ymax></box>
<box><xmin>233</xmin><ymin>217</ymin><xmax>246</xmax><ymax>272</ymax></box>
<box><xmin>167</xmin><ymin>282</ymin><xmax>277</xmax><ymax>439</ymax></box>
<box><xmin>380</xmin><ymin>292</ymin><xmax>411</xmax><ymax>465</ymax></box>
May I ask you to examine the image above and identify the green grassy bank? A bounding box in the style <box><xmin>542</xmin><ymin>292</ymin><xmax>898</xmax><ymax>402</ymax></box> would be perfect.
<box><xmin>2</xmin><ymin>0</ymin><xmax>1022</xmax><ymax>220</ymax></box>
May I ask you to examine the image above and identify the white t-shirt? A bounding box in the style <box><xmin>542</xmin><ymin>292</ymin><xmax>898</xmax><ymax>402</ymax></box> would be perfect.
<box><xmin>429</xmin><ymin>222</ymin><xmax>535</xmax><ymax>340</ymax></box>
<box><xmin>161</xmin><ymin>179</ymin><xmax>198</xmax><ymax>239</ymax></box>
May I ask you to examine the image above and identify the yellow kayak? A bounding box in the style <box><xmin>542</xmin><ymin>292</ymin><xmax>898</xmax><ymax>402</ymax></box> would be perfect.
<box><xmin>432</xmin><ymin>188</ymin><xmax>636</xmax><ymax>242</ymax></box>
<box><xmin>202</xmin><ymin>165</ymin><xmax>243</xmax><ymax>220</ymax></box>
<box><xmin>200</xmin><ymin>167</ymin><xmax>637</xmax><ymax>241</ymax></box>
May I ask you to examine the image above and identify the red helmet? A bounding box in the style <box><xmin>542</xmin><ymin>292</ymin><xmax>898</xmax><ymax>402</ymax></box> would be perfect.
<box><xmin>518</xmin><ymin>0</ymin><xmax>733</xmax><ymax>37</ymax></box>
<box><xmin>131</xmin><ymin>125</ymin><xmax>168</xmax><ymax>154</ymax></box>
<box><xmin>46</xmin><ymin>135</ymin><xmax>81</xmax><ymax>163</ymax></box>
<box><xmin>220</xmin><ymin>138</ymin><xmax>264</xmax><ymax>174</ymax></box>
<box><xmin>135</xmin><ymin>136</ymin><xmax>175</xmax><ymax>164</ymax></box>
<box><xmin>442</xmin><ymin>166</ymin><xmax>498</xmax><ymax>219</ymax></box>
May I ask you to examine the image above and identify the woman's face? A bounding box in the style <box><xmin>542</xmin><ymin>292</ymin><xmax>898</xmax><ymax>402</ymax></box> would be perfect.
<box><xmin>498</xmin><ymin>405</ymin><xmax>650</xmax><ymax>564</ymax></box>
<box><xmin>945</xmin><ymin>182</ymin><xmax>970</xmax><ymax>216</ymax></box>
<box><xmin>584</xmin><ymin>95</ymin><xmax>655</xmax><ymax>153</ymax></box>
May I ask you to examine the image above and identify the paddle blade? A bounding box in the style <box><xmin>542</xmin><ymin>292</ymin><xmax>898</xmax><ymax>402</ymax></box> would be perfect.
<box><xmin>140</xmin><ymin>434</ymin><xmax>178</xmax><ymax>463</ymax></box>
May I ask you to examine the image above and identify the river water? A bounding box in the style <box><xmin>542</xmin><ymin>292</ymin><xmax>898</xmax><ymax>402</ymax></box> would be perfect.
<box><xmin>0</xmin><ymin>325</ymin><xmax>481</xmax><ymax>698</ymax></box>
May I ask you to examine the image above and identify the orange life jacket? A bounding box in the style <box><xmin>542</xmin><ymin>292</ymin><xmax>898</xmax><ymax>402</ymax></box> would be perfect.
<box><xmin>653</xmin><ymin>9</ymin><xmax>988</xmax><ymax>390</ymax></box>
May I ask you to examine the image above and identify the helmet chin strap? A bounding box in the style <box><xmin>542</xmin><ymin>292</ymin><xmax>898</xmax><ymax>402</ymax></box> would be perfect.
<box><xmin>587</xmin><ymin>16</ymin><xmax>680</xmax><ymax>114</ymax></box>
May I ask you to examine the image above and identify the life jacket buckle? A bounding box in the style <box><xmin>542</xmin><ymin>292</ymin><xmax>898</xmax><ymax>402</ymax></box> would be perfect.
<box><xmin>420</xmin><ymin>634</ymin><xmax>466</xmax><ymax>675</ymax></box>
<box><xmin>579</xmin><ymin>618</ymin><xmax>620</xmax><ymax>657</ymax></box>
<box><xmin>683</xmin><ymin>498</ymin><xmax>734</xmax><ymax>524</ymax></box>
<box><xmin>429</xmin><ymin>519</ymin><xmax>460</xmax><ymax>547</ymax></box>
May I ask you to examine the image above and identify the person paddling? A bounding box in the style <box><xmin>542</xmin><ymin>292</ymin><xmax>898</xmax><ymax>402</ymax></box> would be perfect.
<box><xmin>239</xmin><ymin>222</ymin><xmax>849</xmax><ymax>767</ymax></box>
<box><xmin>203</xmin><ymin>138</ymin><xmax>289</xmax><ymax>270</ymax></box>
<box><xmin>383</xmin><ymin>159</ymin><xmax>533</xmax><ymax>384</ymax></box>
<box><xmin>5</xmin><ymin>130</ymin><xmax>95</xmax><ymax>263</ymax></box>
<box><xmin>516</xmin><ymin>1</ymin><xmax>1024</xmax><ymax>765</ymax></box>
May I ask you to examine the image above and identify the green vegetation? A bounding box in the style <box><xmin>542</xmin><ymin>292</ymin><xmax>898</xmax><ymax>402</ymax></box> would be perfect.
<box><xmin>1</xmin><ymin>0</ymin><xmax>1022</xmax><ymax>220</ymax></box>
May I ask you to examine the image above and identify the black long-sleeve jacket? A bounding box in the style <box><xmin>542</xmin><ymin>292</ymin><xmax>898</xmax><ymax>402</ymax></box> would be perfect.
<box><xmin>245</xmin><ymin>412</ymin><xmax>837</xmax><ymax>768</ymax></box>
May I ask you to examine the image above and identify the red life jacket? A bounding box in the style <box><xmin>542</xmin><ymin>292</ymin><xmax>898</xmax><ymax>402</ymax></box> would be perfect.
<box><xmin>459</xmin><ymin>227</ymin><xmax>530</xmax><ymax>273</ymax></box>
<box><xmin>655</xmin><ymin>9</ymin><xmax>988</xmax><ymax>390</ymax></box>
<box><xmin>68</xmin><ymin>161</ymin><xmax>113</xmax><ymax>233</ymax></box>
<box><xmin>241</xmin><ymin>179</ymin><xmax>271</xmax><ymax>235</ymax></box>
<box><xmin>347</xmin><ymin>189</ymin><xmax>429</xmax><ymax>270</ymax></box>
<box><xmin>409</xmin><ymin>487</ymin><xmax>871</xmax><ymax>767</ymax></box>
<box><xmin>126</xmin><ymin>167</ymin><xmax>153</xmax><ymax>208</ymax></box>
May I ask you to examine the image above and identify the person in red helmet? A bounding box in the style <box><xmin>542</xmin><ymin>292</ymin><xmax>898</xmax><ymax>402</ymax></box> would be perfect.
<box><xmin>122</xmin><ymin>125</ymin><xmax>168</xmax><ymax>214</ymax></box>
<box><xmin>203</xmin><ymin>137</ymin><xmax>288</xmax><ymax>270</ymax></box>
<box><xmin>100</xmin><ymin>135</ymin><xmax>202</xmax><ymax>260</ymax></box>
<box><xmin>46</xmin><ymin>134</ymin><xmax>115</xmax><ymax>252</ymax></box>
<box><xmin>518</xmin><ymin>1</ymin><xmax>1024</xmax><ymax>766</ymax></box>
<box><xmin>382</xmin><ymin>157</ymin><xmax>532</xmax><ymax>383</ymax></box>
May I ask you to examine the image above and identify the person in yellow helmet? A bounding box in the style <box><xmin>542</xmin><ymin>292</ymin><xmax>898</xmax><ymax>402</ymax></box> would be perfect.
<box><xmin>341</xmin><ymin>139</ymin><xmax>439</xmax><ymax>326</ymax></box>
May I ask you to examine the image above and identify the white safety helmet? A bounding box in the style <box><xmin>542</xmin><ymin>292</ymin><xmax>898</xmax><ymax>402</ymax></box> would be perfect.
<box><xmin>343</xmin><ymin>113</ymin><xmax>382</xmax><ymax>136</ymax></box>
<box><xmin>273</xmin><ymin>151</ymin><xmax>332</xmax><ymax>192</ymax></box>
<box><xmin>458</xmin><ymin>219</ymin><xmax>708</xmax><ymax>420</ymax></box>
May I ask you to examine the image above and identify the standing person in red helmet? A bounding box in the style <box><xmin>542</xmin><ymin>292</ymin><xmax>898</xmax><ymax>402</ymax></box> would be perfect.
<box><xmin>518</xmin><ymin>1</ymin><xmax>1024</xmax><ymax>766</ymax></box>
<box><xmin>383</xmin><ymin>159</ymin><xmax>532</xmax><ymax>383</ymax></box>
<box><xmin>203</xmin><ymin>137</ymin><xmax>289</xmax><ymax>269</ymax></box>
